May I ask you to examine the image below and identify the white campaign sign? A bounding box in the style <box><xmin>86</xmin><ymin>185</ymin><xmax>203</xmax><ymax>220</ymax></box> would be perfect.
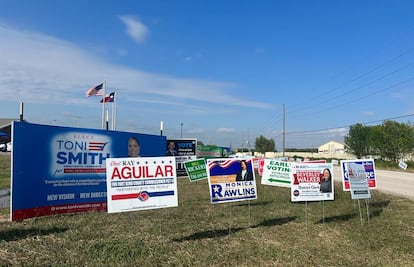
<box><xmin>346</xmin><ymin>162</ymin><xmax>371</xmax><ymax>199</ymax></box>
<box><xmin>106</xmin><ymin>156</ymin><xmax>178</xmax><ymax>213</ymax></box>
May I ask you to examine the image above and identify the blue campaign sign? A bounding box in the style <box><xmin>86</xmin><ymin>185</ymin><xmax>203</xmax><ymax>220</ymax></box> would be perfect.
<box><xmin>11</xmin><ymin>121</ymin><xmax>166</xmax><ymax>221</ymax></box>
<box><xmin>340</xmin><ymin>159</ymin><xmax>377</xmax><ymax>191</ymax></box>
<box><xmin>207</xmin><ymin>158</ymin><xmax>257</xmax><ymax>204</ymax></box>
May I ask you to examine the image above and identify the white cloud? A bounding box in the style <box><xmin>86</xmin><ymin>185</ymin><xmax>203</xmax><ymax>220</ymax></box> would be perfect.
<box><xmin>217</xmin><ymin>128</ymin><xmax>236</xmax><ymax>133</ymax></box>
<box><xmin>118</xmin><ymin>15</ymin><xmax>148</xmax><ymax>43</ymax></box>
<box><xmin>0</xmin><ymin>25</ymin><xmax>273</xmax><ymax>109</ymax></box>
<box><xmin>362</xmin><ymin>111</ymin><xmax>375</xmax><ymax>116</ymax></box>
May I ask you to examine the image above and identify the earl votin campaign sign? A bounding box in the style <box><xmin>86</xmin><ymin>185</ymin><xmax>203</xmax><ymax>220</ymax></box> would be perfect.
<box><xmin>261</xmin><ymin>159</ymin><xmax>291</xmax><ymax>187</ymax></box>
<box><xmin>207</xmin><ymin>158</ymin><xmax>257</xmax><ymax>204</ymax></box>
<box><xmin>106</xmin><ymin>156</ymin><xmax>178</xmax><ymax>213</ymax></box>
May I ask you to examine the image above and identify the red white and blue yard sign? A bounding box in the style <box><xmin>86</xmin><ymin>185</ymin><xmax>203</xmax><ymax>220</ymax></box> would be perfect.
<box><xmin>106</xmin><ymin>157</ymin><xmax>178</xmax><ymax>213</ymax></box>
<box><xmin>340</xmin><ymin>159</ymin><xmax>377</xmax><ymax>191</ymax></box>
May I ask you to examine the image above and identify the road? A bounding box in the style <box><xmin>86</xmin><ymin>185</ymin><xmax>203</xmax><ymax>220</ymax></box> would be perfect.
<box><xmin>332</xmin><ymin>166</ymin><xmax>414</xmax><ymax>200</ymax></box>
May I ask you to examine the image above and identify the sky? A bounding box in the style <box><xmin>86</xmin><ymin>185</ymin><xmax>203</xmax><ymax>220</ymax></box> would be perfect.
<box><xmin>0</xmin><ymin>0</ymin><xmax>414</xmax><ymax>150</ymax></box>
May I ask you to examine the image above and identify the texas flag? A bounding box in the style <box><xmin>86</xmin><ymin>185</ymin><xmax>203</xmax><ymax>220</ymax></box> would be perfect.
<box><xmin>85</xmin><ymin>83</ymin><xmax>104</xmax><ymax>97</ymax></box>
<box><xmin>100</xmin><ymin>92</ymin><xmax>115</xmax><ymax>103</ymax></box>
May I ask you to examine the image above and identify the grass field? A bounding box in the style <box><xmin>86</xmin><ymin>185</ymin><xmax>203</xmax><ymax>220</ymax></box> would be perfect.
<box><xmin>0</xmin><ymin>154</ymin><xmax>413</xmax><ymax>266</ymax></box>
<box><xmin>0</xmin><ymin>154</ymin><xmax>11</xmax><ymax>189</ymax></box>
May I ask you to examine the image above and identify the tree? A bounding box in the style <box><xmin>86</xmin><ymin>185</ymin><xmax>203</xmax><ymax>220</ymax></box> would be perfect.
<box><xmin>345</xmin><ymin>121</ymin><xmax>414</xmax><ymax>161</ymax></box>
<box><xmin>255</xmin><ymin>135</ymin><xmax>275</xmax><ymax>153</ymax></box>
<box><xmin>344</xmin><ymin>123</ymin><xmax>371</xmax><ymax>158</ymax></box>
<box><xmin>375</xmin><ymin>121</ymin><xmax>414</xmax><ymax>162</ymax></box>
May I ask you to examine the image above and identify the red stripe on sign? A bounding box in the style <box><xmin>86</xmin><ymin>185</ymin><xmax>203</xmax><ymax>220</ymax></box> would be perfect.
<box><xmin>64</xmin><ymin>168</ymin><xmax>106</xmax><ymax>173</ymax></box>
<box><xmin>112</xmin><ymin>193</ymin><xmax>140</xmax><ymax>200</ymax></box>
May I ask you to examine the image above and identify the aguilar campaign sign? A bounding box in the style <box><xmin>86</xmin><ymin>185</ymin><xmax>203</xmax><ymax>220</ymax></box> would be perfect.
<box><xmin>340</xmin><ymin>159</ymin><xmax>377</xmax><ymax>191</ymax></box>
<box><xmin>11</xmin><ymin>121</ymin><xmax>166</xmax><ymax>221</ymax></box>
<box><xmin>291</xmin><ymin>162</ymin><xmax>334</xmax><ymax>202</ymax></box>
<box><xmin>106</xmin><ymin>157</ymin><xmax>178</xmax><ymax>213</ymax></box>
<box><xmin>207</xmin><ymin>158</ymin><xmax>257</xmax><ymax>204</ymax></box>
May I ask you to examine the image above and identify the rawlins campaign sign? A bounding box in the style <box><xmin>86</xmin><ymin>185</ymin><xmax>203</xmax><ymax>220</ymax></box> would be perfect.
<box><xmin>207</xmin><ymin>158</ymin><xmax>257</xmax><ymax>204</ymax></box>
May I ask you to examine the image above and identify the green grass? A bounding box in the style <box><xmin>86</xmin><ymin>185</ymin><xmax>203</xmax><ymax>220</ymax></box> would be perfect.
<box><xmin>0</xmin><ymin>155</ymin><xmax>11</xmax><ymax>189</ymax></box>
<box><xmin>0</xmin><ymin>154</ymin><xmax>413</xmax><ymax>266</ymax></box>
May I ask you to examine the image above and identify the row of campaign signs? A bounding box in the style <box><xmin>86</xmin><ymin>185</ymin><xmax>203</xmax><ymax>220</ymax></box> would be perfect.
<box><xmin>107</xmin><ymin>157</ymin><xmax>375</xmax><ymax>214</ymax></box>
<box><xmin>9</xmin><ymin>121</ymin><xmax>376</xmax><ymax>221</ymax></box>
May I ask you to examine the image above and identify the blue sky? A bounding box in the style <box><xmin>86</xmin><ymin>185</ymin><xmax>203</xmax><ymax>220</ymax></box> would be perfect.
<box><xmin>1</xmin><ymin>0</ymin><xmax>413</xmax><ymax>149</ymax></box>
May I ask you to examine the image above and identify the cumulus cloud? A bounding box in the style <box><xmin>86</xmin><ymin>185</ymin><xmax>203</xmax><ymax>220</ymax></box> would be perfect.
<box><xmin>118</xmin><ymin>15</ymin><xmax>148</xmax><ymax>43</ymax></box>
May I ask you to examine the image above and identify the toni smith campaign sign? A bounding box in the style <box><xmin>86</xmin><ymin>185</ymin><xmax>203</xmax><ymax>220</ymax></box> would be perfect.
<box><xmin>106</xmin><ymin>157</ymin><xmax>178</xmax><ymax>213</ymax></box>
<box><xmin>291</xmin><ymin>162</ymin><xmax>334</xmax><ymax>202</ymax></box>
<box><xmin>11</xmin><ymin>121</ymin><xmax>165</xmax><ymax>221</ymax></box>
<box><xmin>207</xmin><ymin>158</ymin><xmax>257</xmax><ymax>204</ymax></box>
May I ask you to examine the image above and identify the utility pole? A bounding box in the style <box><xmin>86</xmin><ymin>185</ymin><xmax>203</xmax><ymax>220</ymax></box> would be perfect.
<box><xmin>247</xmin><ymin>128</ymin><xmax>251</xmax><ymax>156</ymax></box>
<box><xmin>282</xmin><ymin>104</ymin><xmax>285</xmax><ymax>157</ymax></box>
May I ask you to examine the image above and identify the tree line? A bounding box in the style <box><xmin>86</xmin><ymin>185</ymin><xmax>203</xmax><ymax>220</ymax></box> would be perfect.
<box><xmin>345</xmin><ymin>120</ymin><xmax>414</xmax><ymax>162</ymax></box>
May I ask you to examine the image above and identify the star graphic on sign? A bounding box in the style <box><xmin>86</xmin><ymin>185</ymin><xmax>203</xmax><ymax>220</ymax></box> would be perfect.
<box><xmin>213</xmin><ymin>185</ymin><xmax>220</xmax><ymax>193</ymax></box>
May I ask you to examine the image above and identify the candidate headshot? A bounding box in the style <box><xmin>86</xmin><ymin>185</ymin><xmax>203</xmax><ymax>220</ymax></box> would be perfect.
<box><xmin>235</xmin><ymin>160</ymin><xmax>254</xmax><ymax>181</ymax></box>
<box><xmin>128</xmin><ymin>136</ymin><xmax>140</xmax><ymax>157</ymax></box>
<box><xmin>166</xmin><ymin>141</ymin><xmax>178</xmax><ymax>156</ymax></box>
<box><xmin>320</xmin><ymin>168</ymin><xmax>332</xmax><ymax>193</ymax></box>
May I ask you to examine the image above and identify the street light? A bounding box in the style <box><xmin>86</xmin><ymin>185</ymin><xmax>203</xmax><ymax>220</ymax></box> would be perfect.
<box><xmin>180</xmin><ymin>123</ymin><xmax>183</xmax><ymax>138</ymax></box>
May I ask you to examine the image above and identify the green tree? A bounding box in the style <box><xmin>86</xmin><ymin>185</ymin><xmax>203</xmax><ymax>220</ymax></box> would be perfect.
<box><xmin>344</xmin><ymin>123</ymin><xmax>371</xmax><ymax>158</ymax></box>
<box><xmin>255</xmin><ymin>135</ymin><xmax>275</xmax><ymax>153</ymax></box>
<box><xmin>375</xmin><ymin>120</ymin><xmax>414</xmax><ymax>162</ymax></box>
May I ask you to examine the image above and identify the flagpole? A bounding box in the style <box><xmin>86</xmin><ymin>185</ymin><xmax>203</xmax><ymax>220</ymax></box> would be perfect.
<box><xmin>101</xmin><ymin>81</ymin><xmax>106</xmax><ymax>129</ymax></box>
<box><xmin>113</xmin><ymin>89</ymin><xmax>117</xmax><ymax>130</ymax></box>
<box><xmin>111</xmin><ymin>90</ymin><xmax>115</xmax><ymax>130</ymax></box>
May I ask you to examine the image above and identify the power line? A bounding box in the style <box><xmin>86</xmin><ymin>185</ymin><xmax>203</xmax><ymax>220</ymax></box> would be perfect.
<box><xmin>286</xmin><ymin>38</ymin><xmax>414</xmax><ymax>118</ymax></box>
<box><xmin>286</xmin><ymin>113</ymin><xmax>414</xmax><ymax>136</ymax></box>
<box><xmin>288</xmin><ymin>59</ymin><xmax>414</xmax><ymax>118</ymax></box>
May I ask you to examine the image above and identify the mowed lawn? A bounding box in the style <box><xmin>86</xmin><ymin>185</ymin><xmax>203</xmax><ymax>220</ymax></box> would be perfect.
<box><xmin>0</xmin><ymin>154</ymin><xmax>413</xmax><ymax>266</ymax></box>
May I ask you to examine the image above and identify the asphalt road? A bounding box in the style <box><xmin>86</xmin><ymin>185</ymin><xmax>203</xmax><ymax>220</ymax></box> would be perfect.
<box><xmin>332</xmin><ymin>166</ymin><xmax>414</xmax><ymax>200</ymax></box>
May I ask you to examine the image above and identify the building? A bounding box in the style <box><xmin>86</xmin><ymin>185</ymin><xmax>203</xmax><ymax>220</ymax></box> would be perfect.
<box><xmin>318</xmin><ymin>141</ymin><xmax>345</xmax><ymax>155</ymax></box>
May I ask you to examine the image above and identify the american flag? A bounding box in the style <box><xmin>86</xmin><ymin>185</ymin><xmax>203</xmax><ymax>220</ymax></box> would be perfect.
<box><xmin>85</xmin><ymin>83</ymin><xmax>104</xmax><ymax>97</ymax></box>
<box><xmin>88</xmin><ymin>142</ymin><xmax>107</xmax><ymax>151</ymax></box>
